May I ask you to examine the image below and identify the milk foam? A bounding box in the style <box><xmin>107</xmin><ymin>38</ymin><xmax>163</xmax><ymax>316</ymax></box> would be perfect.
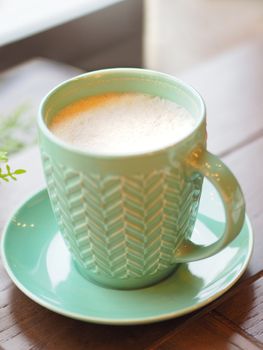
<box><xmin>49</xmin><ymin>93</ymin><xmax>196</xmax><ymax>155</ymax></box>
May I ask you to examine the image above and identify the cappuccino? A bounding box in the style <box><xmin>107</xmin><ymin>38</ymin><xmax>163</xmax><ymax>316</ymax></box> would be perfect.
<box><xmin>49</xmin><ymin>93</ymin><xmax>196</xmax><ymax>155</ymax></box>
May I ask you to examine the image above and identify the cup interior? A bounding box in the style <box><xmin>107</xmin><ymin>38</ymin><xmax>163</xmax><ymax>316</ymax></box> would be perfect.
<box><xmin>41</xmin><ymin>68</ymin><xmax>205</xmax><ymax>128</ymax></box>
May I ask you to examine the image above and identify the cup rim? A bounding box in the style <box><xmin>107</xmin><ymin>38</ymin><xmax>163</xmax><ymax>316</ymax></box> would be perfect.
<box><xmin>38</xmin><ymin>67</ymin><xmax>206</xmax><ymax>159</ymax></box>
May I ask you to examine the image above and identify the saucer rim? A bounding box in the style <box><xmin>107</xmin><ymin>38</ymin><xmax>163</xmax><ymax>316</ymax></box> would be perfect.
<box><xmin>1</xmin><ymin>188</ymin><xmax>254</xmax><ymax>325</ymax></box>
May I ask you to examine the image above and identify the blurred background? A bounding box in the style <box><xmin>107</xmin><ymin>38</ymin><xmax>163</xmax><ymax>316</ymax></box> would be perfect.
<box><xmin>2</xmin><ymin>0</ymin><xmax>263</xmax><ymax>72</ymax></box>
<box><xmin>1</xmin><ymin>0</ymin><xmax>263</xmax><ymax>155</ymax></box>
<box><xmin>144</xmin><ymin>0</ymin><xmax>263</xmax><ymax>74</ymax></box>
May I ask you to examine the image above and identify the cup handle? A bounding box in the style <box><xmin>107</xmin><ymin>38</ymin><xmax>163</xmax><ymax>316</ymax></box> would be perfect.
<box><xmin>173</xmin><ymin>150</ymin><xmax>245</xmax><ymax>263</ymax></box>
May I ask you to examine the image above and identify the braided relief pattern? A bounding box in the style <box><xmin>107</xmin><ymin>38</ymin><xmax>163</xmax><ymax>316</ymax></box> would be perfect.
<box><xmin>42</xmin><ymin>153</ymin><xmax>202</xmax><ymax>279</ymax></box>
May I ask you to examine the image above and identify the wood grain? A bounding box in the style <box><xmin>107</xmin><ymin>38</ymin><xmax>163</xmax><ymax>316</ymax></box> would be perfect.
<box><xmin>216</xmin><ymin>276</ymin><xmax>263</xmax><ymax>343</ymax></box>
<box><xmin>0</xmin><ymin>279</ymin><xmax>185</xmax><ymax>350</ymax></box>
<box><xmin>222</xmin><ymin>136</ymin><xmax>263</xmax><ymax>278</ymax></box>
<box><xmin>150</xmin><ymin>312</ymin><xmax>262</xmax><ymax>350</ymax></box>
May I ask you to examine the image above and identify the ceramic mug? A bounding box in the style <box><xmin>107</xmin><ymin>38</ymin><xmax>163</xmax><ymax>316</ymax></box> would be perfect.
<box><xmin>38</xmin><ymin>68</ymin><xmax>245</xmax><ymax>289</ymax></box>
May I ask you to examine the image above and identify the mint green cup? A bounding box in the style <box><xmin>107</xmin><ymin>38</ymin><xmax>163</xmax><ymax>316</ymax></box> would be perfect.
<box><xmin>38</xmin><ymin>68</ymin><xmax>245</xmax><ymax>289</ymax></box>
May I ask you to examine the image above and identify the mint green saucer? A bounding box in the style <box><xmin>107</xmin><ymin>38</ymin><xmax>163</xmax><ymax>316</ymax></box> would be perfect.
<box><xmin>1</xmin><ymin>180</ymin><xmax>253</xmax><ymax>325</ymax></box>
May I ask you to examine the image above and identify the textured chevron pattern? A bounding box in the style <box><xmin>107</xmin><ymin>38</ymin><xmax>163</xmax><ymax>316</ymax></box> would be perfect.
<box><xmin>42</xmin><ymin>152</ymin><xmax>203</xmax><ymax>279</ymax></box>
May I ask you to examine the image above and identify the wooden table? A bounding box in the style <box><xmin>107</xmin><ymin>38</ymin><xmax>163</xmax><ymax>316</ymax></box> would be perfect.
<box><xmin>1</xmin><ymin>40</ymin><xmax>263</xmax><ymax>349</ymax></box>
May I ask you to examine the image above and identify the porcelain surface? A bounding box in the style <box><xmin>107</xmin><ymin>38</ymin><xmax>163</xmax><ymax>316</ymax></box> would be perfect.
<box><xmin>1</xmin><ymin>180</ymin><xmax>253</xmax><ymax>325</ymax></box>
<box><xmin>38</xmin><ymin>68</ymin><xmax>245</xmax><ymax>288</ymax></box>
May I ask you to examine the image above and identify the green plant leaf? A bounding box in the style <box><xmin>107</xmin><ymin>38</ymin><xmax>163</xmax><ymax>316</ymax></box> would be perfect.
<box><xmin>0</xmin><ymin>150</ymin><xmax>26</xmax><ymax>183</ymax></box>
<box><xmin>0</xmin><ymin>175</ymin><xmax>9</xmax><ymax>182</ymax></box>
<box><xmin>14</xmin><ymin>169</ymin><xmax>26</xmax><ymax>174</ymax></box>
